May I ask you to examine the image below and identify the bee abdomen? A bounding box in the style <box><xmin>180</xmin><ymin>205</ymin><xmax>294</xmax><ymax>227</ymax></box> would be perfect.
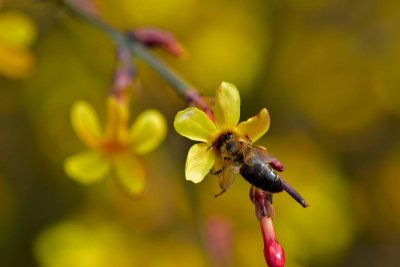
<box><xmin>240</xmin><ymin>162</ymin><xmax>284</xmax><ymax>193</ymax></box>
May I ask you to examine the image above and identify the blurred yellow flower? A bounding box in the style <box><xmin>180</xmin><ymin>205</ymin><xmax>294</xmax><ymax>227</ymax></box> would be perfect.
<box><xmin>34</xmin><ymin>220</ymin><xmax>133</xmax><ymax>267</ymax></box>
<box><xmin>34</xmin><ymin>219</ymin><xmax>208</xmax><ymax>267</ymax></box>
<box><xmin>0</xmin><ymin>10</ymin><xmax>36</xmax><ymax>79</ymax></box>
<box><xmin>174</xmin><ymin>82</ymin><xmax>270</xmax><ymax>186</ymax></box>
<box><xmin>64</xmin><ymin>96</ymin><xmax>167</xmax><ymax>195</ymax></box>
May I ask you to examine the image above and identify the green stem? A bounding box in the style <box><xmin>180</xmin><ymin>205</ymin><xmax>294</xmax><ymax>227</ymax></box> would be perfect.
<box><xmin>63</xmin><ymin>1</ymin><xmax>214</xmax><ymax>118</ymax></box>
<box><xmin>128</xmin><ymin>41</ymin><xmax>193</xmax><ymax>98</ymax></box>
<box><xmin>63</xmin><ymin>1</ymin><xmax>194</xmax><ymax>99</ymax></box>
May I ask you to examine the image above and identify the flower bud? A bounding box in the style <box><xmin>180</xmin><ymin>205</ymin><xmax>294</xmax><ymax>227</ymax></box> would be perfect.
<box><xmin>268</xmin><ymin>158</ymin><xmax>285</xmax><ymax>172</ymax></box>
<box><xmin>111</xmin><ymin>45</ymin><xmax>136</xmax><ymax>98</ymax></box>
<box><xmin>260</xmin><ymin>216</ymin><xmax>285</xmax><ymax>267</ymax></box>
<box><xmin>264</xmin><ymin>239</ymin><xmax>285</xmax><ymax>267</ymax></box>
<box><xmin>130</xmin><ymin>28</ymin><xmax>185</xmax><ymax>58</ymax></box>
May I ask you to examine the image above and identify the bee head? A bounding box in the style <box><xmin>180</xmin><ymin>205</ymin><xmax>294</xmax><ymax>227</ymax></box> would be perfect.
<box><xmin>221</xmin><ymin>132</ymin><xmax>239</xmax><ymax>153</ymax></box>
<box><xmin>212</xmin><ymin>132</ymin><xmax>236</xmax><ymax>152</ymax></box>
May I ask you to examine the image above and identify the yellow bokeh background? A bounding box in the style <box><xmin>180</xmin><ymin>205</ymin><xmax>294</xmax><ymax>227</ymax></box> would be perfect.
<box><xmin>1</xmin><ymin>0</ymin><xmax>400</xmax><ymax>266</ymax></box>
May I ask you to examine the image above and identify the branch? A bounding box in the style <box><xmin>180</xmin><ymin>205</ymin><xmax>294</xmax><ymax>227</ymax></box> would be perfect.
<box><xmin>61</xmin><ymin>0</ymin><xmax>213</xmax><ymax>118</ymax></box>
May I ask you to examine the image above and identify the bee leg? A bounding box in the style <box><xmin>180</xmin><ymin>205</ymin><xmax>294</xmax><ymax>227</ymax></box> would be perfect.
<box><xmin>211</xmin><ymin>168</ymin><xmax>228</xmax><ymax>197</ymax></box>
<box><xmin>214</xmin><ymin>189</ymin><xmax>226</xmax><ymax>197</ymax></box>
<box><xmin>213</xmin><ymin>157</ymin><xmax>236</xmax><ymax>197</ymax></box>
<box><xmin>210</xmin><ymin>168</ymin><xmax>224</xmax><ymax>176</ymax></box>
<box><xmin>210</xmin><ymin>157</ymin><xmax>230</xmax><ymax>175</ymax></box>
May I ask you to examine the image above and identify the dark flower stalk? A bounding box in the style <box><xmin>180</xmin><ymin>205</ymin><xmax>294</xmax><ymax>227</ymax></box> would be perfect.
<box><xmin>129</xmin><ymin>28</ymin><xmax>186</xmax><ymax>58</ymax></box>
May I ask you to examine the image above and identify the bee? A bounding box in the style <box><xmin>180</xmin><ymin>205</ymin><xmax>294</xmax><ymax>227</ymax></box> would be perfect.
<box><xmin>211</xmin><ymin>132</ymin><xmax>308</xmax><ymax>208</ymax></box>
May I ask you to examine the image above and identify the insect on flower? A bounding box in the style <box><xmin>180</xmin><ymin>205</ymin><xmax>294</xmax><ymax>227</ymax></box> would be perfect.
<box><xmin>174</xmin><ymin>82</ymin><xmax>308</xmax><ymax>207</ymax></box>
<box><xmin>212</xmin><ymin>132</ymin><xmax>308</xmax><ymax>207</ymax></box>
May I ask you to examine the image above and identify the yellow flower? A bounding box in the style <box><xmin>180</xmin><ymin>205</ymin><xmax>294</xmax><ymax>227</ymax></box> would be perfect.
<box><xmin>0</xmin><ymin>10</ymin><xmax>36</xmax><ymax>79</ymax></box>
<box><xmin>64</xmin><ymin>96</ymin><xmax>167</xmax><ymax>195</ymax></box>
<box><xmin>174</xmin><ymin>82</ymin><xmax>270</xmax><ymax>184</ymax></box>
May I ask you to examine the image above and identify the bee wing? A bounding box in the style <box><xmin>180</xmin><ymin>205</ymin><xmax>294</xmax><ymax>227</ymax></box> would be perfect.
<box><xmin>247</xmin><ymin>146</ymin><xmax>285</xmax><ymax>172</ymax></box>
<box><xmin>242</xmin><ymin>145</ymin><xmax>257</xmax><ymax>166</ymax></box>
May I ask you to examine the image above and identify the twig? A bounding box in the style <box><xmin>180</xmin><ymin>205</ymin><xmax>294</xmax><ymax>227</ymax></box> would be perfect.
<box><xmin>62</xmin><ymin>0</ymin><xmax>213</xmax><ymax>118</ymax></box>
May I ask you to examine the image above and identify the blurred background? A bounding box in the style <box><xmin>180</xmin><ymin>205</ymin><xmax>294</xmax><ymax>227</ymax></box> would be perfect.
<box><xmin>1</xmin><ymin>0</ymin><xmax>400</xmax><ymax>266</ymax></box>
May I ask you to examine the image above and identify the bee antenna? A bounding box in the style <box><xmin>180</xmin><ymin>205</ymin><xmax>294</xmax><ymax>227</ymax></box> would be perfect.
<box><xmin>207</xmin><ymin>141</ymin><xmax>217</xmax><ymax>150</ymax></box>
<box><xmin>208</xmin><ymin>134</ymin><xmax>223</xmax><ymax>150</ymax></box>
<box><xmin>245</xmin><ymin>135</ymin><xmax>252</xmax><ymax>142</ymax></box>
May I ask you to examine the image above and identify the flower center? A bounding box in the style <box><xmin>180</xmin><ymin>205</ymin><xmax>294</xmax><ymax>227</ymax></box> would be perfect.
<box><xmin>100</xmin><ymin>140</ymin><xmax>128</xmax><ymax>155</ymax></box>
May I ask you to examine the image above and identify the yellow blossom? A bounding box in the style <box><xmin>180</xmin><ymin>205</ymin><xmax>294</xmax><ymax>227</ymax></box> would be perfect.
<box><xmin>0</xmin><ymin>10</ymin><xmax>36</xmax><ymax>78</ymax></box>
<box><xmin>64</xmin><ymin>96</ymin><xmax>167</xmax><ymax>196</ymax></box>
<box><xmin>174</xmin><ymin>82</ymin><xmax>270</xmax><ymax>184</ymax></box>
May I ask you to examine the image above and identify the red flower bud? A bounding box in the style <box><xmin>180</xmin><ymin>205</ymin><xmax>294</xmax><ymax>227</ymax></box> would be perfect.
<box><xmin>264</xmin><ymin>239</ymin><xmax>285</xmax><ymax>267</ymax></box>
<box><xmin>260</xmin><ymin>216</ymin><xmax>285</xmax><ymax>267</ymax></box>
<box><xmin>110</xmin><ymin>45</ymin><xmax>137</xmax><ymax>98</ymax></box>
<box><xmin>130</xmin><ymin>28</ymin><xmax>185</xmax><ymax>58</ymax></box>
<box><xmin>268</xmin><ymin>158</ymin><xmax>285</xmax><ymax>172</ymax></box>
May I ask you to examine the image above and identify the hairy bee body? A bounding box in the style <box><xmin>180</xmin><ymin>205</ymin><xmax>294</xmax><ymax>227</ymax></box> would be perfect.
<box><xmin>239</xmin><ymin>150</ymin><xmax>284</xmax><ymax>193</ymax></box>
<box><xmin>213</xmin><ymin>132</ymin><xmax>308</xmax><ymax>207</ymax></box>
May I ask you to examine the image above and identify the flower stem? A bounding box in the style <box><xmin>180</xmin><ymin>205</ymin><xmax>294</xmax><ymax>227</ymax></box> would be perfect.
<box><xmin>62</xmin><ymin>1</ymin><xmax>213</xmax><ymax>117</ymax></box>
<box><xmin>60</xmin><ymin>3</ymin><xmax>216</xmax><ymax>261</ymax></box>
<box><xmin>260</xmin><ymin>217</ymin><xmax>285</xmax><ymax>267</ymax></box>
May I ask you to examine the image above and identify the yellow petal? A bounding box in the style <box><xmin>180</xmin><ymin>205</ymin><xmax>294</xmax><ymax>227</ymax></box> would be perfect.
<box><xmin>174</xmin><ymin>107</ymin><xmax>218</xmax><ymax>143</ymax></box>
<box><xmin>113</xmin><ymin>154</ymin><xmax>146</xmax><ymax>196</ymax></box>
<box><xmin>64</xmin><ymin>150</ymin><xmax>110</xmax><ymax>184</ymax></box>
<box><xmin>129</xmin><ymin>109</ymin><xmax>167</xmax><ymax>154</ymax></box>
<box><xmin>236</xmin><ymin>108</ymin><xmax>270</xmax><ymax>142</ymax></box>
<box><xmin>214</xmin><ymin>82</ymin><xmax>241</xmax><ymax>130</ymax></box>
<box><xmin>0</xmin><ymin>44</ymin><xmax>34</xmax><ymax>78</ymax></box>
<box><xmin>104</xmin><ymin>97</ymin><xmax>129</xmax><ymax>143</ymax></box>
<box><xmin>71</xmin><ymin>101</ymin><xmax>102</xmax><ymax>147</ymax></box>
<box><xmin>185</xmin><ymin>143</ymin><xmax>216</xmax><ymax>183</ymax></box>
